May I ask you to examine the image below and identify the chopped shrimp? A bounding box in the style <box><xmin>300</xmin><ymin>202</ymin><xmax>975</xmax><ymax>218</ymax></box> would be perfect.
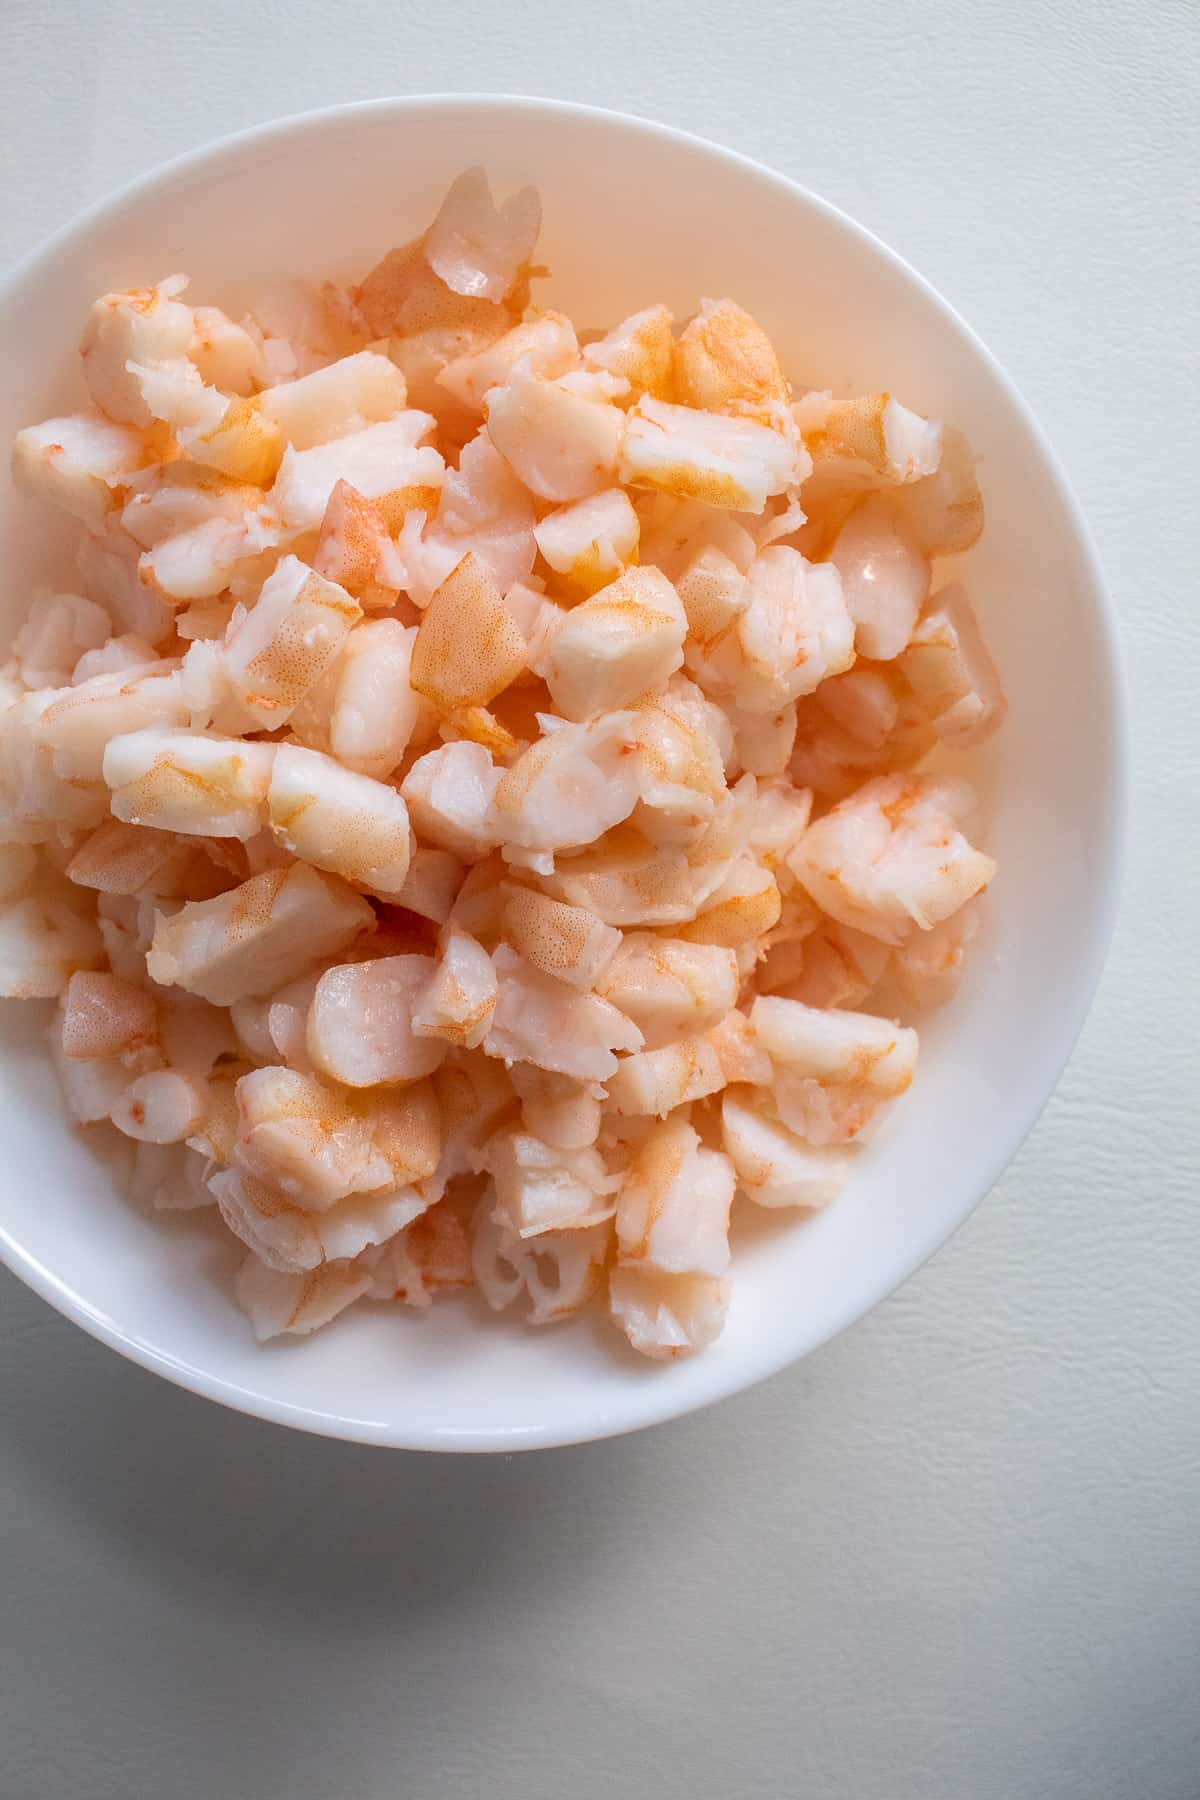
<box><xmin>501</xmin><ymin>887</ymin><xmax>621</xmax><ymax>990</ymax></box>
<box><xmin>266</xmin><ymin>742</ymin><xmax>411</xmax><ymax>900</ymax></box>
<box><xmin>423</xmin><ymin>166</ymin><xmax>541</xmax><ymax>304</ymax></box>
<box><xmin>690</xmin><ymin>545</ymin><xmax>854</xmax><ymax>713</ymax></box>
<box><xmin>14</xmin><ymin>594</ymin><xmax>110</xmax><ymax>690</ymax></box>
<box><xmin>484</xmin><ymin>1129</ymin><xmax>618</xmax><ymax>1237</ymax></box>
<box><xmin>409</xmin><ymin>552</ymin><xmax>528</xmax><ymax>712</ymax></box>
<box><xmin>2</xmin><ymin>165</ymin><xmax>1004</xmax><ymax>1363</ymax></box>
<box><xmin>721</xmin><ymin>1090</ymin><xmax>850</xmax><ymax>1207</ymax></box>
<box><xmin>789</xmin><ymin>771</ymin><xmax>996</xmax><ymax>944</ymax></box>
<box><xmin>103</xmin><ymin>729</ymin><xmax>275</xmax><ymax>839</ymax></box>
<box><xmin>269</xmin><ymin>414</ymin><xmax>443</xmax><ymax>531</ymax></box>
<box><xmin>401</xmin><ymin>740</ymin><xmax>502</xmax><ymax>861</ymax></box>
<box><xmin>79</xmin><ymin>277</ymin><xmax>195</xmax><ymax>425</ymax></box>
<box><xmin>542</xmin><ymin>566</ymin><xmax>686</xmax><ymax>719</ymax></box>
<box><xmin>222</xmin><ymin>554</ymin><xmax>362</xmax><ymax>729</ymax></box>
<box><xmin>306</xmin><ymin>955</ymin><xmax>446</xmax><ymax>1087</ymax></box>
<box><xmin>619</xmin><ymin>395</ymin><xmax>804</xmax><ymax>513</ymax></box>
<box><xmin>485</xmin><ymin>373</ymin><xmax>625</xmax><ymax>502</ymax></box>
<box><xmin>672</xmin><ymin>298</ymin><xmax>789</xmax><ymax>415</ymax></box>
<box><xmin>329</xmin><ymin>619</ymin><xmax>423</xmax><ymax>779</ymax></box>
<box><xmin>899</xmin><ymin>583</ymin><xmax>1007</xmax><ymax>747</ymax></box>
<box><xmin>597</xmin><ymin>934</ymin><xmax>738</xmax><ymax>1048</ymax></box>
<box><xmin>438</xmin><ymin>311</ymin><xmax>579</xmax><ymax>411</ymax></box>
<box><xmin>616</xmin><ymin>1115</ymin><xmax>734</xmax><ymax>1276</ymax></box>
<box><xmin>146</xmin><ymin>863</ymin><xmax>372</xmax><ymax>1005</ymax></box>
<box><xmin>236</xmin><ymin>1253</ymin><xmax>371</xmax><ymax>1340</ymax></box>
<box><xmin>582</xmin><ymin>305</ymin><xmax>675</xmax><ymax>401</ymax></box>
<box><xmin>533</xmin><ymin>487</ymin><xmax>640</xmax><ymax>595</ymax></box>
<box><xmin>484</xmin><ymin>944</ymin><xmax>643</xmax><ymax>1081</ymax></box>
<box><xmin>828</xmin><ymin>493</ymin><xmax>931</xmax><ymax>661</ymax></box>
<box><xmin>411</xmin><ymin>928</ymin><xmax>498</xmax><ymax>1048</ymax></box>
<box><xmin>12</xmin><ymin>414</ymin><xmax>154</xmax><ymax>527</ymax></box>
<box><xmin>608</xmin><ymin>1265</ymin><xmax>729</xmax><ymax>1360</ymax></box>
<box><xmin>257</xmin><ymin>350</ymin><xmax>408</xmax><ymax>448</ymax></box>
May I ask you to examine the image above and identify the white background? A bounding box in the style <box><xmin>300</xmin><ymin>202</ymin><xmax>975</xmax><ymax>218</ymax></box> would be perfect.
<box><xmin>1</xmin><ymin>3</ymin><xmax>1196</xmax><ymax>1796</ymax></box>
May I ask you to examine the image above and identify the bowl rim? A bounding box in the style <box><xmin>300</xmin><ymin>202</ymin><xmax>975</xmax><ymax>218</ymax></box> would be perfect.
<box><xmin>0</xmin><ymin>93</ymin><xmax>1129</xmax><ymax>1452</ymax></box>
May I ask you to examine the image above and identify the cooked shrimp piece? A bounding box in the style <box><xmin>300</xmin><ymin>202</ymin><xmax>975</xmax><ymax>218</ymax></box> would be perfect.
<box><xmin>627</xmin><ymin>675</ymin><xmax>730</xmax><ymax>829</ymax></box>
<box><xmin>313</xmin><ymin>479</ymin><xmax>405</xmax><ymax>602</ymax></box>
<box><xmin>891</xmin><ymin>425</ymin><xmax>983</xmax><ymax>556</ymax></box>
<box><xmin>604</xmin><ymin>1027</ymin><xmax>728</xmax><ymax>1117</ymax></box>
<box><xmin>675</xmin><ymin>854</ymin><xmax>781</xmax><ymax>947</ymax></box>
<box><xmin>673</xmin><ymin>298</ymin><xmax>788</xmax><ymax>415</ymax></box>
<box><xmin>473</xmin><ymin>1200</ymin><xmax>610</xmax><ymax>1325</ymax></box>
<box><xmin>306</xmin><ymin>954</ymin><xmax>447</xmax><ymax>1087</ymax></box>
<box><xmin>13</xmin><ymin>594</ymin><xmax>110</xmax><ymax>690</ymax></box>
<box><xmin>597</xmin><ymin>934</ymin><xmax>737</xmax><ymax>1048</ymax></box>
<box><xmin>77</xmin><ymin>527</ymin><xmax>174</xmax><ymax>644</ymax></box>
<box><xmin>540</xmin><ymin>565</ymin><xmax>686</xmax><ymax>721</ymax></box>
<box><xmin>231</xmin><ymin>1065</ymin><xmax>389</xmax><ymax>1207</ymax></box>
<box><xmin>639</xmin><ymin>495</ymin><xmax>757</xmax><ymax>582</ymax></box>
<box><xmin>767</xmin><ymin>917</ymin><xmax>889</xmax><ymax>1009</ymax></box>
<box><xmin>401</xmin><ymin>740</ymin><xmax>502</xmax><ymax>861</ymax></box>
<box><xmin>618</xmin><ymin>395</ymin><xmax>804</xmax><ymax>513</ymax></box>
<box><xmin>112</xmin><ymin>1068</ymin><xmax>208</xmax><ymax>1144</ymax></box>
<box><xmin>533</xmin><ymin>488</ymin><xmax>640</xmax><ymax>595</ymax></box>
<box><xmin>789</xmin><ymin>771</ymin><xmax>996</xmax><ymax>944</ymax></box>
<box><xmin>222</xmin><ymin>554</ymin><xmax>362</xmax><ymax>728</ymax></box>
<box><xmin>411</xmin><ymin>928</ymin><xmax>497</xmax><ymax>1048</ymax></box>
<box><xmin>582</xmin><ymin>304</ymin><xmax>675</xmax><ymax>401</ymax></box>
<box><xmin>787</xmin><ymin>697</ymin><xmax>934</xmax><ymax>805</ymax></box>
<box><xmin>749</xmin><ymin>993</ymin><xmax>918</xmax><ymax>1143</ymax></box>
<box><xmin>490</xmin><ymin>711</ymin><xmax>642</xmax><ymax>855</ymax></box>
<box><xmin>146</xmin><ymin>862</ymin><xmax>372</xmax><ymax>1005</ymax></box>
<box><xmin>60</xmin><ymin>968</ymin><xmax>157</xmax><ymax>1059</ymax></box>
<box><xmin>257</xmin><ymin>351</ymin><xmax>408</xmax><ymax>448</ymax></box>
<box><xmin>546</xmin><ymin>775</ymin><xmax>756</xmax><ymax>926</ymax></box>
<box><xmin>72</xmin><ymin>632</ymin><xmax>160</xmax><ymax>684</ymax></box>
<box><xmin>730</xmin><ymin>703</ymin><xmax>797</xmax><ymax>777</ymax></box>
<box><xmin>438</xmin><ymin>311</ymin><xmax>579</xmax><ymax>410</ymax></box>
<box><xmin>79</xmin><ymin>277</ymin><xmax>195</xmax><ymax>425</ymax></box>
<box><xmin>236</xmin><ymin>1252</ymin><xmax>371</xmax><ymax>1339</ymax></box>
<box><xmin>358</xmin><ymin>1077</ymin><xmax>443</xmax><ymax>1189</ymax></box>
<box><xmin>510</xmin><ymin>1064</ymin><xmax>603</xmax><ymax>1150</ymax></box>
<box><xmin>269</xmin><ymin>414</ymin><xmax>442</xmax><ymax>531</ymax></box>
<box><xmin>266</xmin><ymin>742</ymin><xmax>411</xmax><ymax>899</ymax></box>
<box><xmin>690</xmin><ymin>545</ymin><xmax>854</xmax><ymax>713</ymax></box>
<box><xmin>676</xmin><ymin>546</ymin><xmax>750</xmax><ymax>653</ymax></box>
<box><xmin>501</xmin><ymin>887</ymin><xmax>620</xmax><ymax>991</ymax></box>
<box><xmin>423</xmin><ymin>166</ymin><xmax>541</xmax><ymax>304</ymax></box>
<box><xmin>898</xmin><ymin>583</ymin><xmax>1007</xmax><ymax>747</ymax></box>
<box><xmin>608</xmin><ymin>1265</ymin><xmax>729</xmax><ymax>1360</ymax></box>
<box><xmin>409</xmin><ymin>552</ymin><xmax>528</xmax><ymax>713</ymax></box>
<box><xmin>484</xmin><ymin>944</ymin><xmax>643</xmax><ymax>1080</ymax></box>
<box><xmin>828</xmin><ymin>493</ymin><xmax>931</xmax><ymax>661</ymax></box>
<box><xmin>103</xmin><ymin>729</ymin><xmax>275</xmax><ymax>839</ymax></box>
<box><xmin>615</xmin><ymin>1114</ymin><xmax>734</xmax><ymax>1276</ymax></box>
<box><xmin>485</xmin><ymin>372</ymin><xmax>625</xmax><ymax>502</ymax></box>
<box><xmin>33</xmin><ymin>665</ymin><xmax>191</xmax><ymax>789</ymax></box>
<box><xmin>188</xmin><ymin>305</ymin><xmax>263</xmax><ymax>395</ymax></box>
<box><xmin>803</xmin><ymin>393</ymin><xmax>942</xmax><ymax>485</ymax></box>
<box><xmin>138</xmin><ymin>510</ymin><xmax>281</xmax><ymax>606</ymax></box>
<box><xmin>721</xmin><ymin>1089</ymin><xmax>850</xmax><ymax>1207</ymax></box>
<box><xmin>485</xmin><ymin>1129</ymin><xmax>618</xmax><ymax>1236</ymax></box>
<box><xmin>397</xmin><ymin>845</ymin><xmax>465</xmax><ymax>923</ymax></box>
<box><xmin>12</xmin><ymin>414</ymin><xmax>153</xmax><ymax>527</ymax></box>
<box><xmin>890</xmin><ymin>900</ymin><xmax>979</xmax><ymax>1009</ymax></box>
<box><xmin>49</xmin><ymin>1027</ymin><xmax>138</xmax><ymax>1122</ymax></box>
<box><xmin>325</xmin><ymin>619</ymin><xmax>422</xmax><ymax>780</ymax></box>
<box><xmin>217</xmin><ymin>1169</ymin><xmax>424</xmax><ymax>1274</ymax></box>
<box><xmin>746</xmin><ymin>777</ymin><xmax>812</xmax><ymax>871</ymax></box>
<box><xmin>0</xmin><ymin>691</ymin><xmax>104</xmax><ymax>836</ymax></box>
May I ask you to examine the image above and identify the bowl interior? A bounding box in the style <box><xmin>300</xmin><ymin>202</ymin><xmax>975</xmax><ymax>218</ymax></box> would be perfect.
<box><xmin>0</xmin><ymin>98</ymin><xmax>1122</xmax><ymax>1448</ymax></box>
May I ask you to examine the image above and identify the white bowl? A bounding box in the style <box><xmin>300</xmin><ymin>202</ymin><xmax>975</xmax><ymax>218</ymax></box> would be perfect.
<box><xmin>0</xmin><ymin>96</ymin><xmax>1126</xmax><ymax>1451</ymax></box>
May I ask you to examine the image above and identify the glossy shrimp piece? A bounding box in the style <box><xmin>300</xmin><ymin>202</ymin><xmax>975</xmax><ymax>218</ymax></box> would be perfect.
<box><xmin>313</xmin><ymin>479</ymin><xmax>406</xmax><ymax>603</ymax></box>
<box><xmin>411</xmin><ymin>928</ymin><xmax>498</xmax><ymax>1048</ymax></box>
<box><xmin>13</xmin><ymin>594</ymin><xmax>110</xmax><ymax>690</ymax></box>
<box><xmin>409</xmin><ymin>552</ymin><xmax>528</xmax><ymax>713</ymax></box>
<box><xmin>509</xmin><ymin>1064</ymin><xmax>603</xmax><ymax>1150</ymax></box>
<box><xmin>214</xmin><ymin>1169</ymin><xmax>425</xmax><ymax>1273</ymax></box>
<box><xmin>485</xmin><ymin>372</ymin><xmax>625</xmax><ymax>502</ymax></box>
<box><xmin>690</xmin><ymin>545</ymin><xmax>854</xmax><ymax>713</ymax></box>
<box><xmin>329</xmin><ymin>619</ymin><xmax>424</xmax><ymax>779</ymax></box>
<box><xmin>789</xmin><ymin>771</ymin><xmax>996</xmax><ymax>945</ymax></box>
<box><xmin>401</xmin><ymin>740</ymin><xmax>502</xmax><ymax>862</ymax></box>
<box><xmin>257</xmin><ymin>350</ymin><xmax>408</xmax><ymax>448</ymax></box>
<box><xmin>266</xmin><ymin>743</ymin><xmax>411</xmax><ymax>900</ymax></box>
<box><xmin>438</xmin><ymin>311</ymin><xmax>579</xmax><ymax>411</ymax></box>
<box><xmin>533</xmin><ymin>487</ymin><xmax>640</xmax><ymax>596</ymax></box>
<box><xmin>235</xmin><ymin>1253</ymin><xmax>371</xmax><ymax>1340</ymax></box>
<box><xmin>615</xmin><ymin>1114</ymin><xmax>734</xmax><ymax>1277</ymax></box>
<box><xmin>501</xmin><ymin>886</ymin><xmax>621</xmax><ymax>991</ymax></box>
<box><xmin>749</xmin><ymin>994</ymin><xmax>918</xmax><ymax>1145</ymax></box>
<box><xmin>542</xmin><ymin>565</ymin><xmax>686</xmax><ymax>720</ymax></box>
<box><xmin>618</xmin><ymin>395</ymin><xmax>804</xmax><ymax>513</ymax></box>
<box><xmin>484</xmin><ymin>1127</ymin><xmax>618</xmax><ymax>1237</ymax></box>
<box><xmin>59</xmin><ymin>968</ymin><xmax>157</xmax><ymax>1060</ymax></box>
<box><xmin>483</xmin><ymin>944</ymin><xmax>643</xmax><ymax>1081</ymax></box>
<box><xmin>828</xmin><ymin>493</ymin><xmax>931</xmax><ymax>661</ymax></box>
<box><xmin>720</xmin><ymin>1089</ymin><xmax>851</xmax><ymax>1208</ymax></box>
<box><xmin>423</xmin><ymin>166</ymin><xmax>541</xmax><ymax>305</ymax></box>
<box><xmin>608</xmin><ymin>1264</ymin><xmax>730</xmax><ymax>1360</ymax></box>
<box><xmin>103</xmin><ymin>728</ymin><xmax>275</xmax><ymax>839</ymax></box>
<box><xmin>898</xmin><ymin>583</ymin><xmax>1007</xmax><ymax>747</ymax></box>
<box><xmin>672</xmin><ymin>298</ymin><xmax>789</xmax><ymax>415</ymax></box>
<box><xmin>12</xmin><ymin>413</ymin><xmax>154</xmax><ymax>528</ymax></box>
<box><xmin>269</xmin><ymin>415</ymin><xmax>443</xmax><ymax>531</ymax></box>
<box><xmin>221</xmin><ymin>555</ymin><xmax>362</xmax><ymax>729</ymax></box>
<box><xmin>306</xmin><ymin>955</ymin><xmax>447</xmax><ymax>1088</ymax></box>
<box><xmin>597</xmin><ymin>934</ymin><xmax>738</xmax><ymax>1049</ymax></box>
<box><xmin>230</xmin><ymin>1065</ymin><xmax>389</xmax><ymax>1209</ymax></box>
<box><xmin>489</xmin><ymin>711</ymin><xmax>643</xmax><ymax>856</ymax></box>
<box><xmin>79</xmin><ymin>277</ymin><xmax>195</xmax><ymax>425</ymax></box>
<box><xmin>582</xmin><ymin>304</ymin><xmax>675</xmax><ymax>401</ymax></box>
<box><xmin>473</xmin><ymin>1199</ymin><xmax>611</xmax><ymax>1326</ymax></box>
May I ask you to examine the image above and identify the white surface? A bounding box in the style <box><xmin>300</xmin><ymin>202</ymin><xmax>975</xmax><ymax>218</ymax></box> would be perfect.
<box><xmin>0</xmin><ymin>96</ymin><xmax>1123</xmax><ymax>1452</ymax></box>
<box><xmin>0</xmin><ymin>0</ymin><xmax>1195</xmax><ymax>1794</ymax></box>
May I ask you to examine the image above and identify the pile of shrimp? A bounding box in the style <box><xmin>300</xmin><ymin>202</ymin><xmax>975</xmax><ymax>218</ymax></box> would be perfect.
<box><xmin>0</xmin><ymin>167</ymin><xmax>1005</xmax><ymax>1359</ymax></box>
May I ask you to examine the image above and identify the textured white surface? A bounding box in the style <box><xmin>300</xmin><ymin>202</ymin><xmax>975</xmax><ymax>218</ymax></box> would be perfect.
<box><xmin>0</xmin><ymin>3</ymin><xmax>1195</xmax><ymax>1797</ymax></box>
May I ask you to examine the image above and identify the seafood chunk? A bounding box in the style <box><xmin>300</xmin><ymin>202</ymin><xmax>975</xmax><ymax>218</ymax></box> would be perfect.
<box><xmin>222</xmin><ymin>555</ymin><xmax>362</xmax><ymax>728</ymax></box>
<box><xmin>673</xmin><ymin>298</ymin><xmax>788</xmax><ymax>414</ymax></box>
<box><xmin>608</xmin><ymin>1266</ymin><xmax>729</xmax><ymax>1360</ymax></box>
<box><xmin>409</xmin><ymin>552</ymin><xmax>527</xmax><ymax>712</ymax></box>
<box><xmin>423</xmin><ymin>166</ymin><xmax>541</xmax><ymax>303</ymax></box>
<box><xmin>533</xmin><ymin>488</ymin><xmax>640</xmax><ymax>595</ymax></box>
<box><xmin>721</xmin><ymin>1090</ymin><xmax>850</xmax><ymax>1207</ymax></box>
<box><xmin>401</xmin><ymin>740</ymin><xmax>502</xmax><ymax>861</ymax></box>
<box><xmin>542</xmin><ymin>566</ymin><xmax>686</xmax><ymax>720</ymax></box>
<box><xmin>306</xmin><ymin>956</ymin><xmax>447</xmax><ymax>1087</ymax></box>
<box><xmin>12</xmin><ymin>414</ymin><xmax>151</xmax><ymax>527</ymax></box>
<box><xmin>485</xmin><ymin>1129</ymin><xmax>618</xmax><ymax>1237</ymax></box>
<box><xmin>104</xmin><ymin>729</ymin><xmax>275</xmax><ymax>839</ymax></box>
<box><xmin>267</xmin><ymin>743</ymin><xmax>411</xmax><ymax>900</ymax></box>
<box><xmin>898</xmin><ymin>583</ymin><xmax>1007</xmax><ymax>747</ymax></box>
<box><xmin>411</xmin><ymin>929</ymin><xmax>497</xmax><ymax>1048</ymax></box>
<box><xmin>829</xmin><ymin>494</ymin><xmax>930</xmax><ymax>661</ymax></box>
<box><xmin>596</xmin><ymin>934</ymin><xmax>737</xmax><ymax>1049</ymax></box>
<box><xmin>484</xmin><ymin>944</ymin><xmax>643</xmax><ymax>1080</ymax></box>
<box><xmin>486</xmin><ymin>373</ymin><xmax>625</xmax><ymax>502</ymax></box>
<box><xmin>619</xmin><ymin>396</ymin><xmax>804</xmax><ymax>512</ymax></box>
<box><xmin>616</xmin><ymin>1115</ymin><xmax>734</xmax><ymax>1275</ymax></box>
<box><xmin>79</xmin><ymin>277</ymin><xmax>195</xmax><ymax>424</ymax></box>
<box><xmin>257</xmin><ymin>351</ymin><xmax>408</xmax><ymax>448</ymax></box>
<box><xmin>501</xmin><ymin>887</ymin><xmax>621</xmax><ymax>991</ymax></box>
